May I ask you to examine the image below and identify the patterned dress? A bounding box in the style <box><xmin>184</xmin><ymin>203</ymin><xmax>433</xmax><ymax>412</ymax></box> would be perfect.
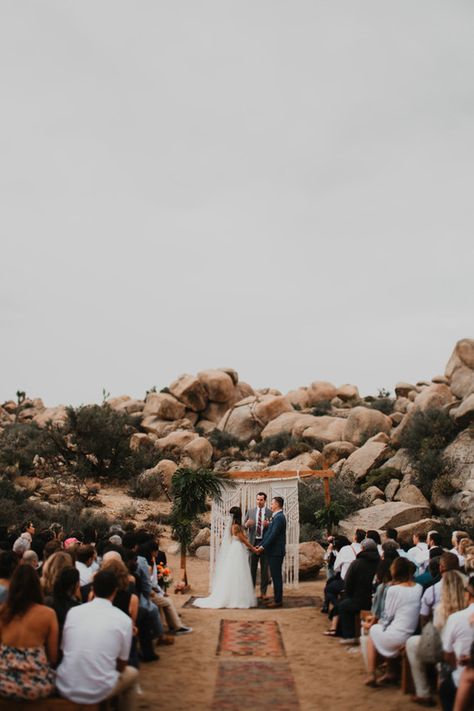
<box><xmin>0</xmin><ymin>644</ymin><xmax>55</xmax><ymax>700</ymax></box>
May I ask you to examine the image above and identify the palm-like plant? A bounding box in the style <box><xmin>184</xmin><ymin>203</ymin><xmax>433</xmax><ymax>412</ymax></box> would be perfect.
<box><xmin>170</xmin><ymin>467</ymin><xmax>230</xmax><ymax>587</ymax></box>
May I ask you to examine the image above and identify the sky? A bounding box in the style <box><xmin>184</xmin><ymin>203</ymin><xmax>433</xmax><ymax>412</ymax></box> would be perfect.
<box><xmin>1</xmin><ymin>1</ymin><xmax>473</xmax><ymax>407</ymax></box>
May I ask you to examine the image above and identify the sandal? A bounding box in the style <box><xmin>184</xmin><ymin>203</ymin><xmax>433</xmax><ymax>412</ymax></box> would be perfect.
<box><xmin>377</xmin><ymin>675</ymin><xmax>398</xmax><ymax>686</ymax></box>
<box><xmin>323</xmin><ymin>630</ymin><xmax>337</xmax><ymax>636</ymax></box>
<box><xmin>364</xmin><ymin>676</ymin><xmax>378</xmax><ymax>688</ymax></box>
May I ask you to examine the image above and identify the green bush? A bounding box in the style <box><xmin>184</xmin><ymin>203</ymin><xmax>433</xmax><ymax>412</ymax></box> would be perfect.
<box><xmin>299</xmin><ymin>477</ymin><xmax>362</xmax><ymax>538</ymax></box>
<box><xmin>128</xmin><ymin>471</ymin><xmax>166</xmax><ymax>500</ymax></box>
<box><xmin>299</xmin><ymin>522</ymin><xmax>320</xmax><ymax>542</ymax></box>
<box><xmin>361</xmin><ymin>467</ymin><xmax>400</xmax><ymax>492</ymax></box>
<box><xmin>0</xmin><ymin>423</ymin><xmax>52</xmax><ymax>473</ymax></box>
<box><xmin>399</xmin><ymin>408</ymin><xmax>458</xmax><ymax>497</ymax></box>
<box><xmin>311</xmin><ymin>400</ymin><xmax>332</xmax><ymax>416</ymax></box>
<box><xmin>431</xmin><ymin>474</ymin><xmax>457</xmax><ymax>499</ymax></box>
<box><xmin>255</xmin><ymin>433</ymin><xmax>293</xmax><ymax>456</ymax></box>
<box><xmin>208</xmin><ymin>429</ymin><xmax>246</xmax><ymax>451</ymax></box>
<box><xmin>368</xmin><ymin>398</ymin><xmax>394</xmax><ymax>415</ymax></box>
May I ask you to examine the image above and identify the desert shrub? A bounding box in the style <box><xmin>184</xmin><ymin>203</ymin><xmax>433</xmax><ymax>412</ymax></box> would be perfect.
<box><xmin>208</xmin><ymin>429</ymin><xmax>246</xmax><ymax>451</ymax></box>
<box><xmin>0</xmin><ymin>476</ymin><xmax>28</xmax><ymax>504</ymax></box>
<box><xmin>368</xmin><ymin>398</ymin><xmax>394</xmax><ymax>415</ymax></box>
<box><xmin>311</xmin><ymin>400</ymin><xmax>332</xmax><ymax>416</ymax></box>
<box><xmin>431</xmin><ymin>474</ymin><xmax>457</xmax><ymax>499</ymax></box>
<box><xmin>360</xmin><ymin>467</ymin><xmax>400</xmax><ymax>492</ymax></box>
<box><xmin>0</xmin><ymin>423</ymin><xmax>52</xmax><ymax>473</ymax></box>
<box><xmin>283</xmin><ymin>440</ymin><xmax>312</xmax><ymax>459</ymax></box>
<box><xmin>299</xmin><ymin>522</ymin><xmax>320</xmax><ymax>542</ymax></box>
<box><xmin>293</xmin><ymin>403</ymin><xmax>302</xmax><ymax>411</ymax></box>
<box><xmin>299</xmin><ymin>477</ymin><xmax>362</xmax><ymax>538</ymax></box>
<box><xmin>128</xmin><ymin>471</ymin><xmax>165</xmax><ymax>500</ymax></box>
<box><xmin>399</xmin><ymin>408</ymin><xmax>458</xmax><ymax>498</ymax></box>
<box><xmin>255</xmin><ymin>433</ymin><xmax>295</xmax><ymax>457</ymax></box>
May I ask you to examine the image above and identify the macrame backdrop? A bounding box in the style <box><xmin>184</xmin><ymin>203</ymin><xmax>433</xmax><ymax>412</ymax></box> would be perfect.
<box><xmin>210</xmin><ymin>476</ymin><xmax>300</xmax><ymax>590</ymax></box>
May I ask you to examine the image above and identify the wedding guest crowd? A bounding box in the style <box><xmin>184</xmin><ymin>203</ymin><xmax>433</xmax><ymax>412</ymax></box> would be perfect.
<box><xmin>0</xmin><ymin>520</ymin><xmax>193</xmax><ymax>709</ymax></box>
<box><xmin>321</xmin><ymin>526</ymin><xmax>474</xmax><ymax>710</ymax></box>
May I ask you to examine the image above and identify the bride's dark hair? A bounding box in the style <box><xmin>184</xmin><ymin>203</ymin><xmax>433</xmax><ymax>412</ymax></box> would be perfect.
<box><xmin>229</xmin><ymin>506</ymin><xmax>242</xmax><ymax>525</ymax></box>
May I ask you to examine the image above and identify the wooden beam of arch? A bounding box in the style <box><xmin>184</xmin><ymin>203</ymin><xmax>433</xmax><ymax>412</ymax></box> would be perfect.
<box><xmin>217</xmin><ymin>469</ymin><xmax>335</xmax><ymax>506</ymax></box>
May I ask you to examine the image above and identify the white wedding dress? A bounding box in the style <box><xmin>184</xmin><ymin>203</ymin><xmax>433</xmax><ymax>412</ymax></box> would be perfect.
<box><xmin>193</xmin><ymin>522</ymin><xmax>257</xmax><ymax>609</ymax></box>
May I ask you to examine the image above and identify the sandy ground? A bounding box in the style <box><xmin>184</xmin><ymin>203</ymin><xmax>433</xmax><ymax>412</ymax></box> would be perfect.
<box><xmin>134</xmin><ymin>542</ymin><xmax>425</xmax><ymax>711</ymax></box>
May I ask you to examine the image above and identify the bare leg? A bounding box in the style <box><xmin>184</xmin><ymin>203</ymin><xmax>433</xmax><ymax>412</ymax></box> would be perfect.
<box><xmin>365</xmin><ymin>636</ymin><xmax>378</xmax><ymax>686</ymax></box>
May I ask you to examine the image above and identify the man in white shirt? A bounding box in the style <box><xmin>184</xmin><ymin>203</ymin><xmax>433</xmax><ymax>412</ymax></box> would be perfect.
<box><xmin>56</xmin><ymin>569</ymin><xmax>138</xmax><ymax>710</ymax></box>
<box><xmin>407</xmin><ymin>531</ymin><xmax>429</xmax><ymax>568</ymax></box>
<box><xmin>440</xmin><ymin>575</ymin><xmax>474</xmax><ymax>711</ymax></box>
<box><xmin>75</xmin><ymin>544</ymin><xmax>95</xmax><ymax>587</ymax></box>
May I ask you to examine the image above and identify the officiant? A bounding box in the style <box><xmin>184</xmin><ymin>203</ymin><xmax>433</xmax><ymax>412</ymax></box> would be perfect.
<box><xmin>244</xmin><ymin>492</ymin><xmax>272</xmax><ymax>600</ymax></box>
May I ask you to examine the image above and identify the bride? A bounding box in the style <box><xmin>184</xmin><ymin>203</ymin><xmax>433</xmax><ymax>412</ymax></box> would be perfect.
<box><xmin>193</xmin><ymin>506</ymin><xmax>258</xmax><ymax>609</ymax></box>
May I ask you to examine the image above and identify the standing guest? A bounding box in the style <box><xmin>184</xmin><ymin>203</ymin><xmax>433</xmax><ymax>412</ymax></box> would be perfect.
<box><xmin>56</xmin><ymin>570</ymin><xmax>138</xmax><ymax>710</ymax></box>
<box><xmin>366</xmin><ymin>557</ymin><xmax>422</xmax><ymax>686</ymax></box>
<box><xmin>338</xmin><ymin>538</ymin><xmax>380</xmax><ymax>645</ymax></box>
<box><xmin>244</xmin><ymin>492</ymin><xmax>272</xmax><ymax>600</ymax></box>
<box><xmin>12</xmin><ymin>521</ymin><xmax>35</xmax><ymax>557</ymax></box>
<box><xmin>0</xmin><ymin>566</ymin><xmax>58</xmax><ymax>701</ymax></box>
<box><xmin>41</xmin><ymin>551</ymin><xmax>74</xmax><ymax>597</ymax></box>
<box><xmin>440</xmin><ymin>576</ymin><xmax>474</xmax><ymax>711</ymax></box>
<box><xmin>0</xmin><ymin>551</ymin><xmax>19</xmax><ymax>603</ymax></box>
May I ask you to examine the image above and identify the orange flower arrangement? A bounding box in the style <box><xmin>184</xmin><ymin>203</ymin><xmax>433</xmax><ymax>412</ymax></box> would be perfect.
<box><xmin>157</xmin><ymin>562</ymin><xmax>173</xmax><ymax>590</ymax></box>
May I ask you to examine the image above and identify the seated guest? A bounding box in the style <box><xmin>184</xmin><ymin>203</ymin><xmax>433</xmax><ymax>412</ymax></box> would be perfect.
<box><xmin>440</xmin><ymin>576</ymin><xmax>474</xmax><ymax>711</ymax></box>
<box><xmin>415</xmin><ymin>555</ymin><xmax>441</xmax><ymax>591</ymax></box>
<box><xmin>42</xmin><ymin>539</ymin><xmax>63</xmax><ymax>562</ymax></box>
<box><xmin>0</xmin><ymin>551</ymin><xmax>19</xmax><ymax>603</ymax></box>
<box><xmin>366</xmin><ymin>530</ymin><xmax>383</xmax><ymax>556</ymax></box>
<box><xmin>366</xmin><ymin>557</ymin><xmax>422</xmax><ymax>686</ymax></box>
<box><xmin>338</xmin><ymin>538</ymin><xmax>380</xmax><ymax>645</ymax></box>
<box><xmin>48</xmin><ymin>567</ymin><xmax>81</xmax><ymax>642</ymax></box>
<box><xmin>406</xmin><ymin>570</ymin><xmax>466</xmax><ymax>706</ymax></box>
<box><xmin>453</xmin><ymin>639</ymin><xmax>474</xmax><ymax>711</ymax></box>
<box><xmin>75</xmin><ymin>544</ymin><xmax>95</xmax><ymax>601</ymax></box>
<box><xmin>450</xmin><ymin>532</ymin><xmax>469</xmax><ymax>568</ymax></box>
<box><xmin>41</xmin><ymin>551</ymin><xmax>74</xmax><ymax>597</ymax></box>
<box><xmin>100</xmin><ymin>557</ymin><xmax>140</xmax><ymax>666</ymax></box>
<box><xmin>56</xmin><ymin>570</ymin><xmax>138</xmax><ymax>710</ymax></box>
<box><xmin>457</xmin><ymin>539</ymin><xmax>473</xmax><ymax>572</ymax></box>
<box><xmin>420</xmin><ymin>552</ymin><xmax>462</xmax><ymax>624</ymax></box>
<box><xmin>0</xmin><ymin>565</ymin><xmax>58</xmax><ymax>701</ymax></box>
<box><xmin>21</xmin><ymin>550</ymin><xmax>40</xmax><ymax>569</ymax></box>
<box><xmin>322</xmin><ymin>535</ymin><xmax>351</xmax><ymax>617</ymax></box>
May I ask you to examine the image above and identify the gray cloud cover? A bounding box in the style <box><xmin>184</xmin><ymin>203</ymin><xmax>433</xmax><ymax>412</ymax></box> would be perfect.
<box><xmin>1</xmin><ymin>1</ymin><xmax>473</xmax><ymax>405</ymax></box>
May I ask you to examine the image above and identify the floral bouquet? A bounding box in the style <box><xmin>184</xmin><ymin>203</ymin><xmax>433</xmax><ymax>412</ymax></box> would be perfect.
<box><xmin>157</xmin><ymin>563</ymin><xmax>173</xmax><ymax>591</ymax></box>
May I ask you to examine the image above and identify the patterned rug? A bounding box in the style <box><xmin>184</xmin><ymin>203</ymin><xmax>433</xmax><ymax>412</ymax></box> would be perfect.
<box><xmin>217</xmin><ymin>619</ymin><xmax>285</xmax><ymax>657</ymax></box>
<box><xmin>183</xmin><ymin>595</ymin><xmax>321</xmax><ymax>609</ymax></box>
<box><xmin>212</xmin><ymin>661</ymin><xmax>300</xmax><ymax>710</ymax></box>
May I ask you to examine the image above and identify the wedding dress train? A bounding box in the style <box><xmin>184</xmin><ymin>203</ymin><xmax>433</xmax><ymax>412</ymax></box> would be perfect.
<box><xmin>193</xmin><ymin>525</ymin><xmax>257</xmax><ymax>609</ymax></box>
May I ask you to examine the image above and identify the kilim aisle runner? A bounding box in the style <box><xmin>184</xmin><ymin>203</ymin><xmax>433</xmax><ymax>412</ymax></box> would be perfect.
<box><xmin>211</xmin><ymin>620</ymin><xmax>300</xmax><ymax>711</ymax></box>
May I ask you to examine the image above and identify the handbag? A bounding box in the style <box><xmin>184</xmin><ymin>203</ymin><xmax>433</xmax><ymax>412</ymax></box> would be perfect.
<box><xmin>417</xmin><ymin>621</ymin><xmax>443</xmax><ymax>664</ymax></box>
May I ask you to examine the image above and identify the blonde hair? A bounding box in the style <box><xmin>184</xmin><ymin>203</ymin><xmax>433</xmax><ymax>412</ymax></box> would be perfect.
<box><xmin>458</xmin><ymin>538</ymin><xmax>473</xmax><ymax>557</ymax></box>
<box><xmin>100</xmin><ymin>557</ymin><xmax>129</xmax><ymax>591</ymax></box>
<box><xmin>436</xmin><ymin>570</ymin><xmax>466</xmax><ymax>629</ymax></box>
<box><xmin>41</xmin><ymin>551</ymin><xmax>74</xmax><ymax>596</ymax></box>
<box><xmin>463</xmin><ymin>545</ymin><xmax>474</xmax><ymax>574</ymax></box>
<box><xmin>452</xmin><ymin>531</ymin><xmax>469</xmax><ymax>548</ymax></box>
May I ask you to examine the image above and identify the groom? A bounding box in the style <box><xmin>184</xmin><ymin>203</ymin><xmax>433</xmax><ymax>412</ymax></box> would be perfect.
<box><xmin>256</xmin><ymin>496</ymin><xmax>286</xmax><ymax>608</ymax></box>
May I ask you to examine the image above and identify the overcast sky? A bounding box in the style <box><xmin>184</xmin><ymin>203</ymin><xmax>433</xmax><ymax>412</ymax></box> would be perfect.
<box><xmin>1</xmin><ymin>1</ymin><xmax>473</xmax><ymax>407</ymax></box>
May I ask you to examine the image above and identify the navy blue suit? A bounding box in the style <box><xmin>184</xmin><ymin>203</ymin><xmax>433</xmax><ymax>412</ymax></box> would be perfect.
<box><xmin>261</xmin><ymin>510</ymin><xmax>286</xmax><ymax>604</ymax></box>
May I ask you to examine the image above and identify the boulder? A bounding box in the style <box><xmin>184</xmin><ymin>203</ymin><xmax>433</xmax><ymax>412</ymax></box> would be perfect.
<box><xmin>130</xmin><ymin>432</ymin><xmax>156</xmax><ymax>450</ymax></box>
<box><xmin>219</xmin><ymin>368</ymin><xmax>239</xmax><ymax>386</ymax></box>
<box><xmin>338</xmin><ymin>501</ymin><xmax>431</xmax><ymax>538</ymax></box>
<box><xmin>261</xmin><ymin>412</ymin><xmax>318</xmax><ymax>439</ymax></box>
<box><xmin>269</xmin><ymin>450</ymin><xmax>323</xmax><ymax>472</ymax></box>
<box><xmin>2</xmin><ymin>401</ymin><xmax>17</xmax><ymax>414</ymax></box>
<box><xmin>169</xmin><ymin>374</ymin><xmax>208</xmax><ymax>412</ymax></box>
<box><xmin>451</xmin><ymin>393</ymin><xmax>474</xmax><ymax>428</ymax></box>
<box><xmin>218</xmin><ymin>398</ymin><xmax>264</xmax><ymax>443</ymax></box>
<box><xmin>385</xmin><ymin>479</ymin><xmax>400</xmax><ymax>501</ymax></box>
<box><xmin>151</xmin><ymin>459</ymin><xmax>178</xmax><ymax>490</ymax></box>
<box><xmin>363</xmin><ymin>486</ymin><xmax>386</xmax><ymax>504</ymax></box>
<box><xmin>234</xmin><ymin>381</ymin><xmax>255</xmax><ymax>400</ymax></box>
<box><xmin>196</xmin><ymin>419</ymin><xmax>217</xmax><ymax>435</ymax></box>
<box><xmin>450</xmin><ymin>366</ymin><xmax>474</xmax><ymax>400</ymax></box>
<box><xmin>135</xmin><ymin>470</ymin><xmax>165</xmax><ymax>500</ymax></box>
<box><xmin>301</xmin><ymin>417</ymin><xmax>347</xmax><ymax>445</ymax></box>
<box><xmin>307</xmin><ymin>382</ymin><xmax>337</xmax><ymax>405</ymax></box>
<box><xmin>341</xmin><ymin>433</ymin><xmax>392</xmax><ymax>481</ymax></box>
<box><xmin>431</xmin><ymin>428</ymin><xmax>474</xmax><ymax>522</ymax></box>
<box><xmin>227</xmin><ymin>460</ymin><xmax>267</xmax><ymax>472</ymax></box>
<box><xmin>432</xmin><ymin>375</ymin><xmax>449</xmax><ymax>385</ymax></box>
<box><xmin>414</xmin><ymin>383</ymin><xmax>454</xmax><ymax>412</ymax></box>
<box><xmin>190</xmin><ymin>527</ymin><xmax>211</xmax><ymax>551</ymax></box>
<box><xmin>256</xmin><ymin>388</ymin><xmax>283</xmax><ymax>396</ymax></box>
<box><xmin>202</xmin><ymin>401</ymin><xmax>232</xmax><ymax>424</ymax></box>
<box><xmin>337</xmin><ymin>384</ymin><xmax>360</xmax><ymax>402</ymax></box>
<box><xmin>156</xmin><ymin>430</ymin><xmax>199</xmax><ymax>453</ymax></box>
<box><xmin>33</xmin><ymin>406</ymin><xmax>68</xmax><ymax>428</ymax></box>
<box><xmin>180</xmin><ymin>437</ymin><xmax>213</xmax><ymax>469</ymax></box>
<box><xmin>397</xmin><ymin>484</ymin><xmax>430</xmax><ymax>507</ymax></box>
<box><xmin>298</xmin><ymin>541</ymin><xmax>325</xmax><ymax>579</ymax></box>
<box><xmin>285</xmin><ymin>388</ymin><xmax>311</xmax><ymax>409</ymax></box>
<box><xmin>167</xmin><ymin>542</ymin><xmax>181</xmax><ymax>556</ymax></box>
<box><xmin>382</xmin><ymin>449</ymin><xmax>417</xmax><ymax>477</ymax></box>
<box><xmin>254</xmin><ymin>395</ymin><xmax>293</xmax><ymax>424</ymax></box>
<box><xmin>371</xmin><ymin>498</ymin><xmax>386</xmax><ymax>506</ymax></box>
<box><xmin>141</xmin><ymin>416</ymin><xmax>195</xmax><ymax>438</ymax></box>
<box><xmin>395</xmin><ymin>382</ymin><xmax>417</xmax><ymax>397</ymax></box>
<box><xmin>343</xmin><ymin>406</ymin><xmax>392</xmax><ymax>446</ymax></box>
<box><xmin>395</xmin><ymin>518</ymin><xmax>444</xmax><ymax>546</ymax></box>
<box><xmin>390</xmin><ymin>412</ymin><xmax>404</xmax><ymax>426</ymax></box>
<box><xmin>198</xmin><ymin>369</ymin><xmax>235</xmax><ymax>403</ymax></box>
<box><xmin>445</xmin><ymin>339</ymin><xmax>474</xmax><ymax>398</ymax></box>
<box><xmin>106</xmin><ymin>395</ymin><xmax>130</xmax><ymax>410</ymax></box>
<box><xmin>394</xmin><ymin>397</ymin><xmax>411</xmax><ymax>414</ymax></box>
<box><xmin>142</xmin><ymin>393</ymin><xmax>186</xmax><ymax>421</ymax></box>
<box><xmin>195</xmin><ymin>546</ymin><xmax>211</xmax><ymax>561</ymax></box>
<box><xmin>322</xmin><ymin>441</ymin><xmax>357</xmax><ymax>467</ymax></box>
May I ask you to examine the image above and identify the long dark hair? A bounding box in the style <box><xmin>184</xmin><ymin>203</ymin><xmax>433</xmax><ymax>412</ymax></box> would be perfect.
<box><xmin>0</xmin><ymin>565</ymin><xmax>44</xmax><ymax>625</ymax></box>
<box><xmin>229</xmin><ymin>506</ymin><xmax>242</xmax><ymax>526</ymax></box>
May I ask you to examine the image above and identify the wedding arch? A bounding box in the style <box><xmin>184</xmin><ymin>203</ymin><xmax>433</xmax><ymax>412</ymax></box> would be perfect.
<box><xmin>210</xmin><ymin>469</ymin><xmax>335</xmax><ymax>589</ymax></box>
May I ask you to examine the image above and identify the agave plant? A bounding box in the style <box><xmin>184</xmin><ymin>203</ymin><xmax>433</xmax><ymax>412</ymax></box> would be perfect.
<box><xmin>170</xmin><ymin>467</ymin><xmax>230</xmax><ymax>586</ymax></box>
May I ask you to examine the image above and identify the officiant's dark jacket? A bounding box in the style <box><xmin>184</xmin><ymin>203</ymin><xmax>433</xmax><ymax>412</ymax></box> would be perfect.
<box><xmin>261</xmin><ymin>511</ymin><xmax>286</xmax><ymax>557</ymax></box>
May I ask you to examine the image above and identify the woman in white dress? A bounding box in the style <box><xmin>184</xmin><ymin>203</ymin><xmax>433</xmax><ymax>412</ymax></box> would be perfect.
<box><xmin>193</xmin><ymin>507</ymin><xmax>258</xmax><ymax>609</ymax></box>
<box><xmin>365</xmin><ymin>557</ymin><xmax>422</xmax><ymax>686</ymax></box>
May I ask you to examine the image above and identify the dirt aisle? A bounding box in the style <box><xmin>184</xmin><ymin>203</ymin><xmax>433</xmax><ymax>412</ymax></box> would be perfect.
<box><xmin>137</xmin><ymin>551</ymin><xmax>422</xmax><ymax>711</ymax></box>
